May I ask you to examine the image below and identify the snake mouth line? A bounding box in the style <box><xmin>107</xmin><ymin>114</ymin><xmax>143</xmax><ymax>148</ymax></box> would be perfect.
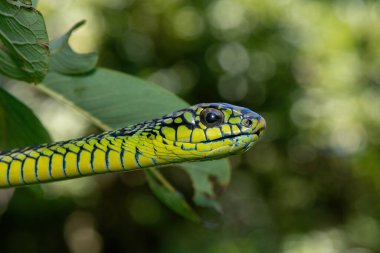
<box><xmin>200</xmin><ymin>133</ymin><xmax>257</xmax><ymax>144</ymax></box>
<box><xmin>203</xmin><ymin>125</ymin><xmax>265</xmax><ymax>143</ymax></box>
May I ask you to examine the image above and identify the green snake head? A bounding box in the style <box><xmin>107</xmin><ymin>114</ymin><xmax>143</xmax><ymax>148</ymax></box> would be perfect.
<box><xmin>150</xmin><ymin>103</ymin><xmax>266</xmax><ymax>162</ymax></box>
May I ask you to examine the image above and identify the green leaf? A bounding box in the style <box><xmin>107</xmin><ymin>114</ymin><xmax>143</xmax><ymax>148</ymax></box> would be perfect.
<box><xmin>146</xmin><ymin>168</ymin><xmax>200</xmax><ymax>223</ymax></box>
<box><xmin>0</xmin><ymin>1</ymin><xmax>49</xmax><ymax>83</ymax></box>
<box><xmin>182</xmin><ymin>159</ymin><xmax>231</xmax><ymax>212</ymax></box>
<box><xmin>41</xmin><ymin>68</ymin><xmax>231</xmax><ymax>220</ymax></box>
<box><xmin>49</xmin><ymin>20</ymin><xmax>98</xmax><ymax>75</ymax></box>
<box><xmin>41</xmin><ymin>69</ymin><xmax>188</xmax><ymax>128</ymax></box>
<box><xmin>6</xmin><ymin>0</ymin><xmax>32</xmax><ymax>8</ymax></box>
<box><xmin>0</xmin><ymin>87</ymin><xmax>51</xmax><ymax>152</ymax></box>
<box><xmin>0</xmin><ymin>46</ymin><xmax>26</xmax><ymax>80</ymax></box>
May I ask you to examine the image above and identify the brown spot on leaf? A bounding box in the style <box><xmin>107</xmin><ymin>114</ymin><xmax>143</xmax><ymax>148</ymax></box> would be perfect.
<box><xmin>37</xmin><ymin>40</ymin><xmax>50</xmax><ymax>51</ymax></box>
<box><xmin>208</xmin><ymin>175</ymin><xmax>227</xmax><ymax>197</ymax></box>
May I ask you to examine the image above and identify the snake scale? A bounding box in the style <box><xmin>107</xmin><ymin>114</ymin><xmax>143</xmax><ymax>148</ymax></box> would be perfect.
<box><xmin>0</xmin><ymin>103</ymin><xmax>266</xmax><ymax>188</ymax></box>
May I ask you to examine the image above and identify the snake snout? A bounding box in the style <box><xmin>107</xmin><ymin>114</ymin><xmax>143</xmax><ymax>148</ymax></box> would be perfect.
<box><xmin>255</xmin><ymin>116</ymin><xmax>266</xmax><ymax>137</ymax></box>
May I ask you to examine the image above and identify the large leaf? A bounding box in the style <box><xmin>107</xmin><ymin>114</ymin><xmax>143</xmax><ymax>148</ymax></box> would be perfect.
<box><xmin>41</xmin><ymin>68</ymin><xmax>231</xmax><ymax>220</ymax></box>
<box><xmin>49</xmin><ymin>20</ymin><xmax>98</xmax><ymax>75</ymax></box>
<box><xmin>41</xmin><ymin>69</ymin><xmax>188</xmax><ymax>128</ymax></box>
<box><xmin>0</xmin><ymin>87</ymin><xmax>51</xmax><ymax>152</ymax></box>
<box><xmin>0</xmin><ymin>1</ymin><xmax>49</xmax><ymax>83</ymax></box>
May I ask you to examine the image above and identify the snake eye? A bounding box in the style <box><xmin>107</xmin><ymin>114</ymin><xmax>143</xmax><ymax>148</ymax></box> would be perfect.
<box><xmin>200</xmin><ymin>108</ymin><xmax>224</xmax><ymax>127</ymax></box>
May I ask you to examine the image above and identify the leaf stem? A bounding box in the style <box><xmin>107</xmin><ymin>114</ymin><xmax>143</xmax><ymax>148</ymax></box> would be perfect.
<box><xmin>146</xmin><ymin>168</ymin><xmax>175</xmax><ymax>192</ymax></box>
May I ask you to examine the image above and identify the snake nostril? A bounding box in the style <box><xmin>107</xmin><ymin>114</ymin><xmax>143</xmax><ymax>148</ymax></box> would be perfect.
<box><xmin>243</xmin><ymin>119</ymin><xmax>253</xmax><ymax>127</ymax></box>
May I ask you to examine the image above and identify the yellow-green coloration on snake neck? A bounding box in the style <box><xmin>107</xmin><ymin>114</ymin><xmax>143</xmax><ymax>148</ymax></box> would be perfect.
<box><xmin>0</xmin><ymin>103</ymin><xmax>266</xmax><ymax>188</ymax></box>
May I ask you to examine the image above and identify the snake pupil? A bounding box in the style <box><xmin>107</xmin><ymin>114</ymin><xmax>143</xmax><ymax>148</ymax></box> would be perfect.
<box><xmin>206</xmin><ymin>112</ymin><xmax>219</xmax><ymax>123</ymax></box>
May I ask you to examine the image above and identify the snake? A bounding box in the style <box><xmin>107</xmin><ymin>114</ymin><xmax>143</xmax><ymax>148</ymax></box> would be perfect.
<box><xmin>0</xmin><ymin>103</ymin><xmax>266</xmax><ymax>188</ymax></box>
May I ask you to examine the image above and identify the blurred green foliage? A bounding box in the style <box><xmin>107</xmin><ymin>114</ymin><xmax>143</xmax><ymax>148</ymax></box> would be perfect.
<box><xmin>1</xmin><ymin>0</ymin><xmax>380</xmax><ymax>253</ymax></box>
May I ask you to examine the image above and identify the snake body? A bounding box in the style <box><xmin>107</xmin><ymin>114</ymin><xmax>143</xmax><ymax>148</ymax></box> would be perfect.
<box><xmin>0</xmin><ymin>103</ymin><xmax>266</xmax><ymax>188</ymax></box>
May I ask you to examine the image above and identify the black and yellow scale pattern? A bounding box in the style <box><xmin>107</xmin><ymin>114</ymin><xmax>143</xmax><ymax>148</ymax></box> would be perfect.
<box><xmin>0</xmin><ymin>103</ymin><xmax>266</xmax><ymax>188</ymax></box>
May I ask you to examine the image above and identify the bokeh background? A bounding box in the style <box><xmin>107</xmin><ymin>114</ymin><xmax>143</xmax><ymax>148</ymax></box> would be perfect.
<box><xmin>1</xmin><ymin>0</ymin><xmax>380</xmax><ymax>252</ymax></box>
